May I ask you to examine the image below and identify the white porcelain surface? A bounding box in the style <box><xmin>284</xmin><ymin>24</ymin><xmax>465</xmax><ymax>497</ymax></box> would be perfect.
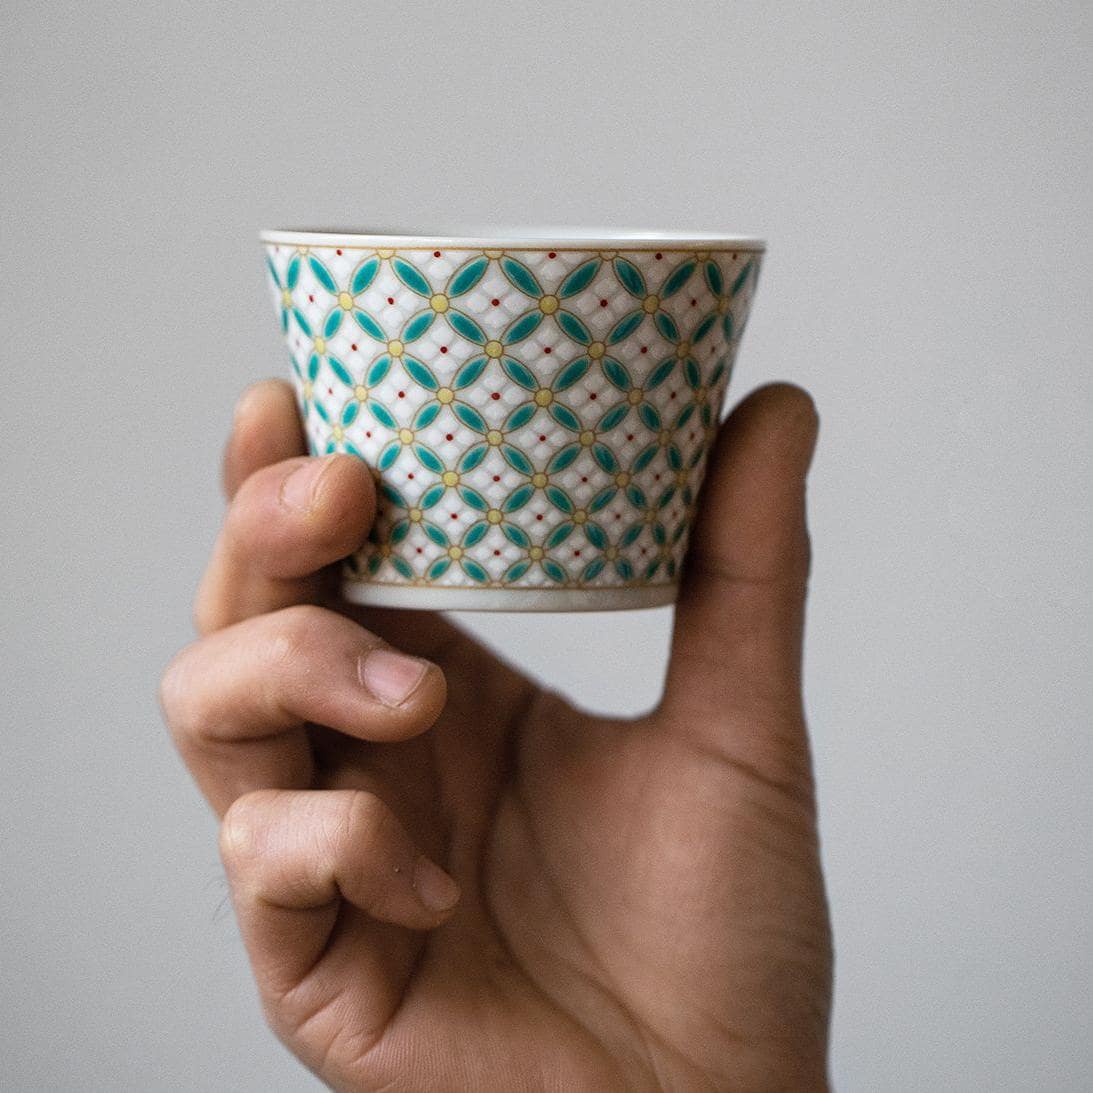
<box><xmin>263</xmin><ymin>230</ymin><xmax>763</xmax><ymax>611</ymax></box>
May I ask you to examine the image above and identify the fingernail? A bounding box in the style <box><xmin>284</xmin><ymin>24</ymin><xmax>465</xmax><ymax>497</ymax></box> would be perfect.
<box><xmin>412</xmin><ymin>854</ymin><xmax>460</xmax><ymax>913</ymax></box>
<box><xmin>279</xmin><ymin>458</ymin><xmax>330</xmax><ymax>512</ymax></box>
<box><xmin>358</xmin><ymin>647</ymin><xmax>429</xmax><ymax>707</ymax></box>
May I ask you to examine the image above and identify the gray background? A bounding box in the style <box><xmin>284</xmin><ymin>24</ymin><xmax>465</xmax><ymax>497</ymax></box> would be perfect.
<box><xmin>2</xmin><ymin>1</ymin><xmax>1090</xmax><ymax>1089</ymax></box>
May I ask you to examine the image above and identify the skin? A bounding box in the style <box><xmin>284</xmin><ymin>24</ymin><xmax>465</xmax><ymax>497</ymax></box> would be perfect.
<box><xmin>159</xmin><ymin>379</ymin><xmax>832</xmax><ymax>1091</ymax></box>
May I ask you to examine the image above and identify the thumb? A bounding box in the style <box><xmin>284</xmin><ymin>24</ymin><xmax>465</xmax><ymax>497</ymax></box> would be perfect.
<box><xmin>661</xmin><ymin>383</ymin><xmax>818</xmax><ymax>735</ymax></box>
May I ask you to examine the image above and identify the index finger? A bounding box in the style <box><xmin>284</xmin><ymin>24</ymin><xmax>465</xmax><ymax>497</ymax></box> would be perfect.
<box><xmin>193</xmin><ymin>383</ymin><xmax>376</xmax><ymax>635</ymax></box>
<box><xmin>222</xmin><ymin>380</ymin><xmax>308</xmax><ymax>499</ymax></box>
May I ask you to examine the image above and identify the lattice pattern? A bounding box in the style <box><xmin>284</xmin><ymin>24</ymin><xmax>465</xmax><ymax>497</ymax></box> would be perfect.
<box><xmin>264</xmin><ymin>242</ymin><xmax>760</xmax><ymax>593</ymax></box>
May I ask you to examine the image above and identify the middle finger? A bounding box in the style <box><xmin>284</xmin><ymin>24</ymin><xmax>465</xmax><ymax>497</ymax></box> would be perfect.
<box><xmin>160</xmin><ymin>603</ymin><xmax>446</xmax><ymax>816</ymax></box>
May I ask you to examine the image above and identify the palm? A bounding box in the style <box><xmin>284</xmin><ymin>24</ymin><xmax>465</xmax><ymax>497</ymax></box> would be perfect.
<box><xmin>290</xmin><ymin>600</ymin><xmax>829</xmax><ymax>1091</ymax></box>
<box><xmin>163</xmin><ymin>380</ymin><xmax>831</xmax><ymax>1091</ymax></box>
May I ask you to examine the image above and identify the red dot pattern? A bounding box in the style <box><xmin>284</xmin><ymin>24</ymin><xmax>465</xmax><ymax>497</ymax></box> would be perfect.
<box><xmin>268</xmin><ymin>242</ymin><xmax>755</xmax><ymax>590</ymax></box>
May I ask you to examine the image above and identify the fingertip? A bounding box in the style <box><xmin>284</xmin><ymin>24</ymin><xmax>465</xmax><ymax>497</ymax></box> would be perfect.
<box><xmin>224</xmin><ymin>379</ymin><xmax>307</xmax><ymax>498</ymax></box>
<box><xmin>300</xmin><ymin>454</ymin><xmax>378</xmax><ymax>560</ymax></box>
<box><xmin>412</xmin><ymin>854</ymin><xmax>462</xmax><ymax>917</ymax></box>
<box><xmin>751</xmin><ymin>381</ymin><xmax>817</xmax><ymax>416</ymax></box>
<box><xmin>230</xmin><ymin>453</ymin><xmax>376</xmax><ymax>568</ymax></box>
<box><xmin>234</xmin><ymin>378</ymin><xmax>297</xmax><ymax>424</ymax></box>
<box><xmin>718</xmin><ymin>382</ymin><xmax>819</xmax><ymax>481</ymax></box>
<box><xmin>417</xmin><ymin>660</ymin><xmax>448</xmax><ymax>731</ymax></box>
<box><xmin>311</xmin><ymin>453</ymin><xmax>376</xmax><ymax>519</ymax></box>
<box><xmin>356</xmin><ymin>650</ymin><xmax>448</xmax><ymax>740</ymax></box>
<box><xmin>358</xmin><ymin>646</ymin><xmax>431</xmax><ymax>708</ymax></box>
<box><xmin>775</xmin><ymin>384</ymin><xmax>820</xmax><ymax>453</ymax></box>
<box><xmin>218</xmin><ymin>787</ymin><xmax>282</xmax><ymax>869</ymax></box>
<box><xmin>730</xmin><ymin>381</ymin><xmax>818</xmax><ymax>436</ymax></box>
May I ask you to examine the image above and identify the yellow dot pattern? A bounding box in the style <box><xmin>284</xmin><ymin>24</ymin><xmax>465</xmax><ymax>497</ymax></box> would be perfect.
<box><xmin>264</xmin><ymin>241</ymin><xmax>760</xmax><ymax>592</ymax></box>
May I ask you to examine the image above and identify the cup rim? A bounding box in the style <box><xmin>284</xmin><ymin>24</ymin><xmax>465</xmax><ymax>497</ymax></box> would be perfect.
<box><xmin>260</xmin><ymin>227</ymin><xmax>765</xmax><ymax>252</ymax></box>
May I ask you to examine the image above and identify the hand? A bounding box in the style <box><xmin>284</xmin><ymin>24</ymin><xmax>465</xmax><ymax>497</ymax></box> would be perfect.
<box><xmin>160</xmin><ymin>379</ymin><xmax>831</xmax><ymax>1091</ymax></box>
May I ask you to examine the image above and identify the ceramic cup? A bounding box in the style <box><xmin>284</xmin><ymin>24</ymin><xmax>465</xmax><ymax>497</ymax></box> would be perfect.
<box><xmin>261</xmin><ymin>229</ymin><xmax>764</xmax><ymax>611</ymax></box>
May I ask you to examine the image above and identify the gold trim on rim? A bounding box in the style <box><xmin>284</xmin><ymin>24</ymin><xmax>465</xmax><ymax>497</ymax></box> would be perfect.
<box><xmin>261</xmin><ymin>231</ymin><xmax>766</xmax><ymax>254</ymax></box>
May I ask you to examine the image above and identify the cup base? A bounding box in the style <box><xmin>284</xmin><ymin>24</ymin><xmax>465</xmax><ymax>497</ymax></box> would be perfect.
<box><xmin>340</xmin><ymin>580</ymin><xmax>677</xmax><ymax>613</ymax></box>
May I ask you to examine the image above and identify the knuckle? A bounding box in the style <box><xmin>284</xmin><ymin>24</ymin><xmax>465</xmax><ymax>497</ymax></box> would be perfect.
<box><xmin>222</xmin><ymin>462</ymin><xmax>293</xmax><ymax>545</ymax></box>
<box><xmin>261</xmin><ymin>604</ymin><xmax>334</xmax><ymax>671</ymax></box>
<box><xmin>219</xmin><ymin>790</ymin><xmax>275</xmax><ymax>867</ymax></box>
<box><xmin>339</xmin><ymin>789</ymin><xmax>392</xmax><ymax>857</ymax></box>
<box><xmin>191</xmin><ymin>601</ymin><xmax>213</xmax><ymax>637</ymax></box>
<box><xmin>191</xmin><ymin>542</ymin><xmax>234</xmax><ymax>638</ymax></box>
<box><xmin>232</xmin><ymin>459</ymin><xmax>275</xmax><ymax>511</ymax></box>
<box><xmin>158</xmin><ymin>644</ymin><xmax>203</xmax><ymax>738</ymax></box>
<box><xmin>191</xmin><ymin>587</ymin><xmax>225</xmax><ymax>638</ymax></box>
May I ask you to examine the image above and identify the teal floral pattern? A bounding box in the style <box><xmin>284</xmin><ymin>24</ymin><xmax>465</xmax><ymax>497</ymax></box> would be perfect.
<box><xmin>264</xmin><ymin>242</ymin><xmax>761</xmax><ymax>593</ymax></box>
